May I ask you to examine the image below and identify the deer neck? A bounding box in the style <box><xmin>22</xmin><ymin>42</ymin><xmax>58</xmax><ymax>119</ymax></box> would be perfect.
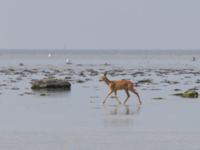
<box><xmin>104</xmin><ymin>77</ymin><xmax>111</xmax><ymax>85</ymax></box>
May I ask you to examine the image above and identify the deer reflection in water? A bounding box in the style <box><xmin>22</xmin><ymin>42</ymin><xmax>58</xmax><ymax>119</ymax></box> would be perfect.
<box><xmin>103</xmin><ymin>104</ymin><xmax>141</xmax><ymax>127</ymax></box>
<box><xmin>104</xmin><ymin>104</ymin><xmax>141</xmax><ymax>116</ymax></box>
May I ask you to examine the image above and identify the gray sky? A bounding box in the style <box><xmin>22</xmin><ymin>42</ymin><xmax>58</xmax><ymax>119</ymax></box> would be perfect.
<box><xmin>0</xmin><ymin>0</ymin><xmax>200</xmax><ymax>49</ymax></box>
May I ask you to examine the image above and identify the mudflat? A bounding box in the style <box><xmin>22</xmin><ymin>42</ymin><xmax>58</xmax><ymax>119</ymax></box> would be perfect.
<box><xmin>0</xmin><ymin>50</ymin><xmax>200</xmax><ymax>150</ymax></box>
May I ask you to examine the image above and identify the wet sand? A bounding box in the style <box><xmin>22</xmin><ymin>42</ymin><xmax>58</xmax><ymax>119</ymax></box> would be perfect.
<box><xmin>0</xmin><ymin>50</ymin><xmax>200</xmax><ymax>150</ymax></box>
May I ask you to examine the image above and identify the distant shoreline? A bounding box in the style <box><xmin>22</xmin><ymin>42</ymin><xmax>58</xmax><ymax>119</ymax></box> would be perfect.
<box><xmin>0</xmin><ymin>49</ymin><xmax>200</xmax><ymax>55</ymax></box>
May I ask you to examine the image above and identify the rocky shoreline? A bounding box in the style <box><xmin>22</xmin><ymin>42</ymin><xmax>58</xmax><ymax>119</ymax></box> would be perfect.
<box><xmin>0</xmin><ymin>63</ymin><xmax>200</xmax><ymax>98</ymax></box>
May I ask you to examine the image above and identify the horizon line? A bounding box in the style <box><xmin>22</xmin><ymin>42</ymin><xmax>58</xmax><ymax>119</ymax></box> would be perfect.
<box><xmin>0</xmin><ymin>48</ymin><xmax>200</xmax><ymax>51</ymax></box>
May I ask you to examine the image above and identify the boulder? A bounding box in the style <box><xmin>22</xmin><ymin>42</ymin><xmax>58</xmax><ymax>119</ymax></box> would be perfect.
<box><xmin>31</xmin><ymin>78</ymin><xmax>71</xmax><ymax>90</ymax></box>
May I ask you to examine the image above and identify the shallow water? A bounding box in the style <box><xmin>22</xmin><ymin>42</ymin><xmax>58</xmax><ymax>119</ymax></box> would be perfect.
<box><xmin>0</xmin><ymin>50</ymin><xmax>200</xmax><ymax>150</ymax></box>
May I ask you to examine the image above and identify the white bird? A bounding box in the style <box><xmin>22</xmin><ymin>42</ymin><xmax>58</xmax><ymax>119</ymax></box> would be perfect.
<box><xmin>65</xmin><ymin>58</ymin><xmax>71</xmax><ymax>64</ymax></box>
<box><xmin>48</xmin><ymin>53</ymin><xmax>52</xmax><ymax>58</ymax></box>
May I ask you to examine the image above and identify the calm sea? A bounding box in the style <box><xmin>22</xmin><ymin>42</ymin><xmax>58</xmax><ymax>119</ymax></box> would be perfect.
<box><xmin>0</xmin><ymin>49</ymin><xmax>199</xmax><ymax>69</ymax></box>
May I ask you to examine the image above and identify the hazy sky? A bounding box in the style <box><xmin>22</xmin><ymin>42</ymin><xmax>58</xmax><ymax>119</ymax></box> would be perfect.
<box><xmin>0</xmin><ymin>0</ymin><xmax>200</xmax><ymax>49</ymax></box>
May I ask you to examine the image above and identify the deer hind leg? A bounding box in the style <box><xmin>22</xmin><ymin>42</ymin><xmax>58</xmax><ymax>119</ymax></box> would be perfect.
<box><xmin>114</xmin><ymin>91</ymin><xmax>121</xmax><ymax>104</ymax></box>
<box><xmin>130</xmin><ymin>89</ymin><xmax>142</xmax><ymax>105</ymax></box>
<box><xmin>123</xmin><ymin>89</ymin><xmax>130</xmax><ymax>104</ymax></box>
<box><xmin>103</xmin><ymin>90</ymin><xmax>113</xmax><ymax>104</ymax></box>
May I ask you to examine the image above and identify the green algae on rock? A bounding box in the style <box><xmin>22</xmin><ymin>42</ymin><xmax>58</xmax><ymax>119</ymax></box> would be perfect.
<box><xmin>174</xmin><ymin>90</ymin><xmax>198</xmax><ymax>98</ymax></box>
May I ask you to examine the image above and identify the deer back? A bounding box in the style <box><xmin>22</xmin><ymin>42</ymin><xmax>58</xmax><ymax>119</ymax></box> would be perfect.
<box><xmin>109</xmin><ymin>80</ymin><xmax>134</xmax><ymax>91</ymax></box>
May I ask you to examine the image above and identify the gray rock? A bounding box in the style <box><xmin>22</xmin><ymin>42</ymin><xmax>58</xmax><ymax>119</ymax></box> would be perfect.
<box><xmin>131</xmin><ymin>72</ymin><xmax>145</xmax><ymax>77</ymax></box>
<box><xmin>65</xmin><ymin>76</ymin><xmax>72</xmax><ymax>80</ymax></box>
<box><xmin>11</xmin><ymin>87</ymin><xmax>20</xmax><ymax>90</ymax></box>
<box><xmin>79</xmin><ymin>71</ymin><xmax>86</xmax><ymax>77</ymax></box>
<box><xmin>137</xmin><ymin>79</ymin><xmax>152</xmax><ymax>84</ymax></box>
<box><xmin>152</xmin><ymin>97</ymin><xmax>164</xmax><ymax>100</ymax></box>
<box><xmin>109</xmin><ymin>69</ymin><xmax>125</xmax><ymax>76</ymax></box>
<box><xmin>24</xmin><ymin>92</ymin><xmax>34</xmax><ymax>95</ymax></box>
<box><xmin>19</xmin><ymin>63</ymin><xmax>24</xmax><ymax>66</ymax></box>
<box><xmin>31</xmin><ymin>78</ymin><xmax>71</xmax><ymax>90</ymax></box>
<box><xmin>86</xmin><ymin>69</ymin><xmax>99</xmax><ymax>76</ymax></box>
<box><xmin>162</xmin><ymin>80</ymin><xmax>179</xmax><ymax>84</ymax></box>
<box><xmin>16</xmin><ymin>77</ymin><xmax>23</xmax><ymax>81</ymax></box>
<box><xmin>0</xmin><ymin>84</ymin><xmax>7</xmax><ymax>87</ymax></box>
<box><xmin>76</xmin><ymin>79</ymin><xmax>85</xmax><ymax>83</ymax></box>
<box><xmin>196</xmin><ymin>79</ymin><xmax>200</xmax><ymax>84</ymax></box>
<box><xmin>40</xmin><ymin>93</ymin><xmax>47</xmax><ymax>96</ymax></box>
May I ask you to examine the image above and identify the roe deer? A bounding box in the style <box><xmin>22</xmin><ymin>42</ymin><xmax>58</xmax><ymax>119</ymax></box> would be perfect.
<box><xmin>100</xmin><ymin>73</ymin><xmax>142</xmax><ymax>105</ymax></box>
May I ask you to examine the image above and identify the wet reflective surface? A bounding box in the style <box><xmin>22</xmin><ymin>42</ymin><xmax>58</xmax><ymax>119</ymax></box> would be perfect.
<box><xmin>0</xmin><ymin>50</ymin><xmax>200</xmax><ymax>150</ymax></box>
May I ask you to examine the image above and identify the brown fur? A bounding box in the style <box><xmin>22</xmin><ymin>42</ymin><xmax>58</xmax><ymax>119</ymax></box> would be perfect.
<box><xmin>100</xmin><ymin>73</ymin><xmax>142</xmax><ymax>105</ymax></box>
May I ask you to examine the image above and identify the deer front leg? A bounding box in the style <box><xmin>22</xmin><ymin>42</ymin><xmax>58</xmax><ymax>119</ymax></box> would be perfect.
<box><xmin>123</xmin><ymin>90</ymin><xmax>130</xmax><ymax>104</ymax></box>
<box><xmin>103</xmin><ymin>90</ymin><xmax>113</xmax><ymax>104</ymax></box>
<box><xmin>131</xmin><ymin>89</ymin><xmax>142</xmax><ymax>105</ymax></box>
<box><xmin>114</xmin><ymin>91</ymin><xmax>121</xmax><ymax>104</ymax></box>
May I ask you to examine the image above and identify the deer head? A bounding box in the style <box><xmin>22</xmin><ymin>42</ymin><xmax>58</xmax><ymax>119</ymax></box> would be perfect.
<box><xmin>99</xmin><ymin>72</ymin><xmax>107</xmax><ymax>81</ymax></box>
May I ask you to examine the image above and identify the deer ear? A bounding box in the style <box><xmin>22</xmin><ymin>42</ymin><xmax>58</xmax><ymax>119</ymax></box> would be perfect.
<box><xmin>104</xmin><ymin>72</ymin><xmax>107</xmax><ymax>76</ymax></box>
